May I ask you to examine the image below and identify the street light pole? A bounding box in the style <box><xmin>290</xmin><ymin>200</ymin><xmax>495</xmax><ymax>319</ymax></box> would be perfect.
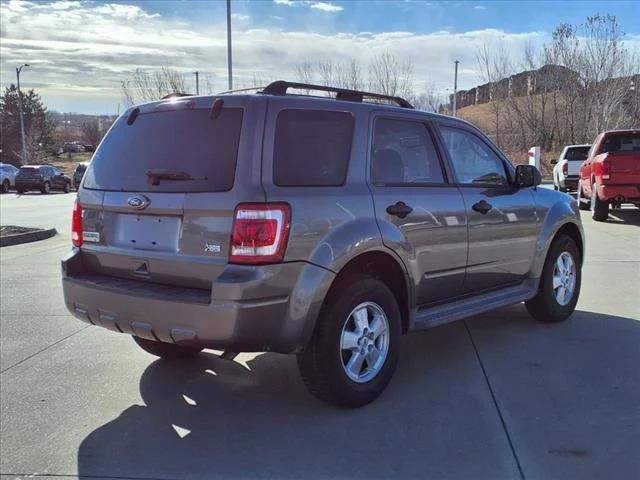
<box><xmin>194</xmin><ymin>71</ymin><xmax>200</xmax><ymax>95</ymax></box>
<box><xmin>16</xmin><ymin>64</ymin><xmax>30</xmax><ymax>164</ymax></box>
<box><xmin>226</xmin><ymin>0</ymin><xmax>233</xmax><ymax>90</ymax></box>
<box><xmin>453</xmin><ymin>60</ymin><xmax>459</xmax><ymax>117</ymax></box>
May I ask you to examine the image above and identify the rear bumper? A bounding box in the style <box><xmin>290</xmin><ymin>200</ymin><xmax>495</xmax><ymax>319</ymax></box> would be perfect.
<box><xmin>598</xmin><ymin>184</ymin><xmax>640</xmax><ymax>202</ymax></box>
<box><xmin>15</xmin><ymin>179</ymin><xmax>43</xmax><ymax>190</ymax></box>
<box><xmin>561</xmin><ymin>176</ymin><xmax>579</xmax><ymax>189</ymax></box>
<box><xmin>62</xmin><ymin>249</ymin><xmax>334</xmax><ymax>353</ymax></box>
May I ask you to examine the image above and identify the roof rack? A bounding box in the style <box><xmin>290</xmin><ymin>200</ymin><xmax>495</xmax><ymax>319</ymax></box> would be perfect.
<box><xmin>217</xmin><ymin>86</ymin><xmax>264</xmax><ymax>95</ymax></box>
<box><xmin>260</xmin><ymin>81</ymin><xmax>414</xmax><ymax>109</ymax></box>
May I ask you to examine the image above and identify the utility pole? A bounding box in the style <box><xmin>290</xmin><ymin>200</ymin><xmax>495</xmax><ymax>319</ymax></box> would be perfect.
<box><xmin>194</xmin><ymin>71</ymin><xmax>200</xmax><ymax>95</ymax></box>
<box><xmin>226</xmin><ymin>0</ymin><xmax>233</xmax><ymax>90</ymax></box>
<box><xmin>453</xmin><ymin>60</ymin><xmax>459</xmax><ymax>117</ymax></box>
<box><xmin>16</xmin><ymin>64</ymin><xmax>29</xmax><ymax>164</ymax></box>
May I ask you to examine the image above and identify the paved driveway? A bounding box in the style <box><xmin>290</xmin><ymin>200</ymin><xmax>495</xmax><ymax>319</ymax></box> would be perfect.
<box><xmin>1</xmin><ymin>193</ymin><xmax>638</xmax><ymax>479</ymax></box>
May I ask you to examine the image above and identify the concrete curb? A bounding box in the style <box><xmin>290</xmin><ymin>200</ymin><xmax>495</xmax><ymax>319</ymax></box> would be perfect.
<box><xmin>0</xmin><ymin>228</ymin><xmax>58</xmax><ymax>247</ymax></box>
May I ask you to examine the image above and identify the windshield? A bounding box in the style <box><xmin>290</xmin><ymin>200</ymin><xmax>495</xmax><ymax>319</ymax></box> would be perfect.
<box><xmin>83</xmin><ymin>107</ymin><xmax>243</xmax><ymax>192</ymax></box>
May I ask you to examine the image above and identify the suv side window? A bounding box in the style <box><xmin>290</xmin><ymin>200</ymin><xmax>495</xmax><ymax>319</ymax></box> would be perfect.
<box><xmin>372</xmin><ymin>118</ymin><xmax>445</xmax><ymax>185</ymax></box>
<box><xmin>273</xmin><ymin>109</ymin><xmax>354</xmax><ymax>187</ymax></box>
<box><xmin>440</xmin><ymin>126</ymin><xmax>508</xmax><ymax>186</ymax></box>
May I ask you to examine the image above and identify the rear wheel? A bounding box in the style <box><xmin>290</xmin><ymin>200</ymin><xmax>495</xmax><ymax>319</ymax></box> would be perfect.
<box><xmin>576</xmin><ymin>181</ymin><xmax>590</xmax><ymax>211</ymax></box>
<box><xmin>590</xmin><ymin>182</ymin><xmax>608</xmax><ymax>221</ymax></box>
<box><xmin>297</xmin><ymin>275</ymin><xmax>401</xmax><ymax>408</ymax></box>
<box><xmin>41</xmin><ymin>181</ymin><xmax>51</xmax><ymax>194</ymax></box>
<box><xmin>132</xmin><ymin>336</ymin><xmax>202</xmax><ymax>359</ymax></box>
<box><xmin>63</xmin><ymin>181</ymin><xmax>71</xmax><ymax>193</ymax></box>
<box><xmin>1</xmin><ymin>179</ymin><xmax>9</xmax><ymax>193</ymax></box>
<box><xmin>526</xmin><ymin>234</ymin><xmax>581</xmax><ymax>323</ymax></box>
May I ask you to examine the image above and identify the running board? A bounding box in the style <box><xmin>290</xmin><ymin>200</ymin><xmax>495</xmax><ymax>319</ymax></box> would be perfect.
<box><xmin>411</xmin><ymin>279</ymin><xmax>538</xmax><ymax>331</ymax></box>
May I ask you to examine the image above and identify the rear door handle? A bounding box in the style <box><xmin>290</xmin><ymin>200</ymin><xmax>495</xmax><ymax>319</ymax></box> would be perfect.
<box><xmin>472</xmin><ymin>200</ymin><xmax>493</xmax><ymax>214</ymax></box>
<box><xmin>386</xmin><ymin>201</ymin><xmax>413</xmax><ymax>219</ymax></box>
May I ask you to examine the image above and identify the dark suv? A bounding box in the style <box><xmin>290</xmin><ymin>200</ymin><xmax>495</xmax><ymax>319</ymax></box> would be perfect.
<box><xmin>16</xmin><ymin>165</ymin><xmax>71</xmax><ymax>194</ymax></box>
<box><xmin>62</xmin><ymin>82</ymin><xmax>584</xmax><ymax>407</ymax></box>
<box><xmin>73</xmin><ymin>162</ymin><xmax>89</xmax><ymax>190</ymax></box>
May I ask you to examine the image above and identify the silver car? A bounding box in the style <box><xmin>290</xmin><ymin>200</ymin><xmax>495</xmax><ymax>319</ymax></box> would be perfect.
<box><xmin>0</xmin><ymin>163</ymin><xmax>19</xmax><ymax>193</ymax></box>
<box><xmin>62</xmin><ymin>81</ymin><xmax>584</xmax><ymax>407</ymax></box>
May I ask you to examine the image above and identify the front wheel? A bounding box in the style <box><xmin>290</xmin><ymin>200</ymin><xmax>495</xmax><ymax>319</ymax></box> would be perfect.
<box><xmin>1</xmin><ymin>179</ymin><xmax>9</xmax><ymax>193</ymax></box>
<box><xmin>525</xmin><ymin>234</ymin><xmax>581</xmax><ymax>323</ymax></box>
<box><xmin>298</xmin><ymin>275</ymin><xmax>401</xmax><ymax>408</ymax></box>
<box><xmin>63</xmin><ymin>182</ymin><xmax>71</xmax><ymax>193</ymax></box>
<box><xmin>41</xmin><ymin>181</ymin><xmax>51</xmax><ymax>194</ymax></box>
<box><xmin>132</xmin><ymin>336</ymin><xmax>202</xmax><ymax>359</ymax></box>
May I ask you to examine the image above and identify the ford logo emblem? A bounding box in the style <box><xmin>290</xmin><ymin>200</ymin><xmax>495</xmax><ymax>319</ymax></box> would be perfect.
<box><xmin>127</xmin><ymin>195</ymin><xmax>149</xmax><ymax>210</ymax></box>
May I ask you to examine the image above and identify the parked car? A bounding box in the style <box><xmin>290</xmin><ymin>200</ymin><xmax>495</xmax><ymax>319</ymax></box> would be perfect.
<box><xmin>82</xmin><ymin>144</ymin><xmax>96</xmax><ymax>152</ymax></box>
<box><xmin>577</xmin><ymin>129</ymin><xmax>640</xmax><ymax>221</ymax></box>
<box><xmin>0</xmin><ymin>163</ymin><xmax>19</xmax><ymax>193</ymax></box>
<box><xmin>63</xmin><ymin>142</ymin><xmax>85</xmax><ymax>153</ymax></box>
<box><xmin>62</xmin><ymin>81</ymin><xmax>584</xmax><ymax>407</ymax></box>
<box><xmin>551</xmin><ymin>144</ymin><xmax>591</xmax><ymax>192</ymax></box>
<box><xmin>15</xmin><ymin>165</ymin><xmax>72</xmax><ymax>194</ymax></box>
<box><xmin>73</xmin><ymin>162</ymin><xmax>89</xmax><ymax>190</ymax></box>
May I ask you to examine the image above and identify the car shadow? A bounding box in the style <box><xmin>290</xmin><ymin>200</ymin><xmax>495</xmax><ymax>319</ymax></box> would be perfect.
<box><xmin>606</xmin><ymin>208</ymin><xmax>640</xmax><ymax>226</ymax></box>
<box><xmin>76</xmin><ymin>308</ymin><xmax>639</xmax><ymax>480</ymax></box>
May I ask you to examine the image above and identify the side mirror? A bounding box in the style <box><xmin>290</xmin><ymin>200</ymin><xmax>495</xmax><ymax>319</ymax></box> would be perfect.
<box><xmin>550</xmin><ymin>159</ymin><xmax>558</xmax><ymax>165</ymax></box>
<box><xmin>515</xmin><ymin>164</ymin><xmax>542</xmax><ymax>188</ymax></box>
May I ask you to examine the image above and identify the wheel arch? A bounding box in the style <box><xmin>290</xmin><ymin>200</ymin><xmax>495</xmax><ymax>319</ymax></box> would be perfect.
<box><xmin>324</xmin><ymin>250</ymin><xmax>412</xmax><ymax>334</ymax></box>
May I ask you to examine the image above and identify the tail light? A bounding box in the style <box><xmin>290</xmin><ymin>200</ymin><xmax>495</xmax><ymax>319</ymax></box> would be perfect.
<box><xmin>72</xmin><ymin>199</ymin><xmax>83</xmax><ymax>247</ymax></box>
<box><xmin>601</xmin><ymin>160</ymin><xmax>611</xmax><ymax>180</ymax></box>
<box><xmin>229</xmin><ymin>203</ymin><xmax>291</xmax><ymax>264</ymax></box>
<box><xmin>562</xmin><ymin>162</ymin><xmax>568</xmax><ymax>176</ymax></box>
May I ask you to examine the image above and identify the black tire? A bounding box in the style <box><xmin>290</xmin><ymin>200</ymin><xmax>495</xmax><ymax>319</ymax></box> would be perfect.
<box><xmin>132</xmin><ymin>336</ymin><xmax>202</xmax><ymax>359</ymax></box>
<box><xmin>41</xmin><ymin>181</ymin><xmax>51</xmax><ymax>194</ymax></box>
<box><xmin>297</xmin><ymin>275</ymin><xmax>401</xmax><ymax>408</ymax></box>
<box><xmin>1</xmin><ymin>179</ymin><xmax>9</xmax><ymax>193</ymax></box>
<box><xmin>559</xmin><ymin>185</ymin><xmax>567</xmax><ymax>193</ymax></box>
<box><xmin>525</xmin><ymin>234</ymin><xmax>581</xmax><ymax>323</ymax></box>
<box><xmin>576</xmin><ymin>181</ymin><xmax>590</xmax><ymax>211</ymax></box>
<box><xmin>590</xmin><ymin>182</ymin><xmax>608</xmax><ymax>221</ymax></box>
<box><xmin>63</xmin><ymin>181</ymin><xmax>71</xmax><ymax>193</ymax></box>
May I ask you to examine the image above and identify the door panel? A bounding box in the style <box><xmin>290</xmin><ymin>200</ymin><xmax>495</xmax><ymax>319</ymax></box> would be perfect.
<box><xmin>438</xmin><ymin>124</ymin><xmax>538</xmax><ymax>292</ymax></box>
<box><xmin>461</xmin><ymin>186</ymin><xmax>538</xmax><ymax>291</ymax></box>
<box><xmin>370</xmin><ymin>116</ymin><xmax>467</xmax><ymax>305</ymax></box>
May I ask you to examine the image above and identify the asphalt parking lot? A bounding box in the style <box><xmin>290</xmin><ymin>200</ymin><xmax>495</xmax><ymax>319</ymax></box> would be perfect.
<box><xmin>0</xmin><ymin>191</ymin><xmax>639</xmax><ymax>480</ymax></box>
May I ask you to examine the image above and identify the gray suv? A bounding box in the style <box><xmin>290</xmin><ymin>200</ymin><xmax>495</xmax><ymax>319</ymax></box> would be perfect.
<box><xmin>62</xmin><ymin>81</ymin><xmax>584</xmax><ymax>407</ymax></box>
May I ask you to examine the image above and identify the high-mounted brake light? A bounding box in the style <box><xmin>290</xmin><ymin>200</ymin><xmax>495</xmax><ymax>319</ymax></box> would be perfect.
<box><xmin>229</xmin><ymin>203</ymin><xmax>291</xmax><ymax>264</ymax></box>
<box><xmin>72</xmin><ymin>199</ymin><xmax>83</xmax><ymax>247</ymax></box>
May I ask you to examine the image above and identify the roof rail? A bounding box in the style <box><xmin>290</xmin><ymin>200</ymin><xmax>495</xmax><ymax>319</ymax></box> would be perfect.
<box><xmin>217</xmin><ymin>86</ymin><xmax>264</xmax><ymax>95</ymax></box>
<box><xmin>260</xmin><ymin>81</ymin><xmax>414</xmax><ymax>109</ymax></box>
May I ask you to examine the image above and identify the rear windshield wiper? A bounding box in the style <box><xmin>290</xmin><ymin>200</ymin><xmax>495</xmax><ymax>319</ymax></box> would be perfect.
<box><xmin>146</xmin><ymin>169</ymin><xmax>207</xmax><ymax>186</ymax></box>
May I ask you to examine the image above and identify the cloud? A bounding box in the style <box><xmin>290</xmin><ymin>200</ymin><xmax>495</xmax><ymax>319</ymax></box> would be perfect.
<box><xmin>474</xmin><ymin>5</ymin><xmax>486</xmax><ymax>10</ymax></box>
<box><xmin>274</xmin><ymin>0</ymin><xmax>343</xmax><ymax>12</ymax></box>
<box><xmin>310</xmin><ymin>2</ymin><xmax>343</xmax><ymax>12</ymax></box>
<box><xmin>231</xmin><ymin>13</ymin><xmax>250</xmax><ymax>20</ymax></box>
<box><xmin>1</xmin><ymin>0</ymin><xmax>553</xmax><ymax>113</ymax></box>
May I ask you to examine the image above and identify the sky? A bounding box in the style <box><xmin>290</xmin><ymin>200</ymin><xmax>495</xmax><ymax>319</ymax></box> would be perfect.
<box><xmin>1</xmin><ymin>0</ymin><xmax>639</xmax><ymax>114</ymax></box>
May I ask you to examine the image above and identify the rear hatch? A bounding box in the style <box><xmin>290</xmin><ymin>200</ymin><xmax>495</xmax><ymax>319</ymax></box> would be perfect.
<box><xmin>601</xmin><ymin>132</ymin><xmax>640</xmax><ymax>184</ymax></box>
<box><xmin>77</xmin><ymin>96</ymin><xmax>264</xmax><ymax>291</ymax></box>
<box><xmin>16</xmin><ymin>166</ymin><xmax>43</xmax><ymax>183</ymax></box>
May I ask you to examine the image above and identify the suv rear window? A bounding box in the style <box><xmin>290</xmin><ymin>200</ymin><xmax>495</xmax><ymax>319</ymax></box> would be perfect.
<box><xmin>273</xmin><ymin>109</ymin><xmax>353</xmax><ymax>186</ymax></box>
<box><xmin>83</xmin><ymin>108</ymin><xmax>243</xmax><ymax>192</ymax></box>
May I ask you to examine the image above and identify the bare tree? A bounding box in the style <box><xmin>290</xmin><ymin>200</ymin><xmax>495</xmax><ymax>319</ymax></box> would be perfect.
<box><xmin>368</xmin><ymin>51</ymin><xmax>414</xmax><ymax>98</ymax></box>
<box><xmin>409</xmin><ymin>84</ymin><xmax>444</xmax><ymax>112</ymax></box>
<box><xmin>475</xmin><ymin>41</ymin><xmax>513</xmax><ymax>148</ymax></box>
<box><xmin>120</xmin><ymin>67</ymin><xmax>188</xmax><ymax>105</ymax></box>
<box><xmin>81</xmin><ymin>120</ymin><xmax>102</xmax><ymax>146</ymax></box>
